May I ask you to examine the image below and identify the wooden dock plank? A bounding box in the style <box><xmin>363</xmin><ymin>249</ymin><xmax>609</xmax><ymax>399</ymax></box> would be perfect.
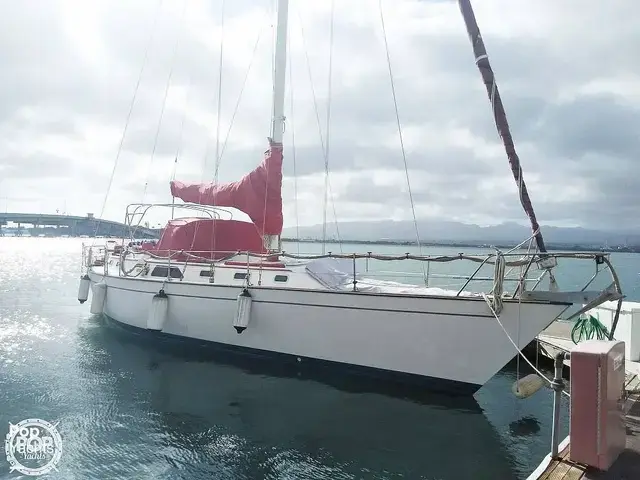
<box><xmin>562</xmin><ymin>466</ymin><xmax>586</xmax><ymax>480</ymax></box>
<box><xmin>537</xmin><ymin>447</ymin><xmax>587</xmax><ymax>480</ymax></box>
<box><xmin>531</xmin><ymin>392</ymin><xmax>640</xmax><ymax>479</ymax></box>
<box><xmin>538</xmin><ymin>446</ymin><xmax>572</xmax><ymax>480</ymax></box>
<box><xmin>544</xmin><ymin>461</ymin><xmax>572</xmax><ymax>479</ymax></box>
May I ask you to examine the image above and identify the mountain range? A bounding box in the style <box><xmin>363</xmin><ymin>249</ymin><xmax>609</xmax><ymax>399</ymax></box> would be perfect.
<box><xmin>282</xmin><ymin>220</ymin><xmax>640</xmax><ymax>246</ymax></box>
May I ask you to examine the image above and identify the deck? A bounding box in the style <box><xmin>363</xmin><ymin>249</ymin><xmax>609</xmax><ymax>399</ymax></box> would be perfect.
<box><xmin>528</xmin><ymin>320</ymin><xmax>640</xmax><ymax>479</ymax></box>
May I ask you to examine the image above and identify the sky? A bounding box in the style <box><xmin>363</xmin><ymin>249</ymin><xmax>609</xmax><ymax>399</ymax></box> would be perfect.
<box><xmin>0</xmin><ymin>0</ymin><xmax>638</xmax><ymax>232</ymax></box>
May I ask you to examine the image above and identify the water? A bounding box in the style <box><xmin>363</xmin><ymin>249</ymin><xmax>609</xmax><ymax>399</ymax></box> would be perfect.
<box><xmin>0</xmin><ymin>238</ymin><xmax>638</xmax><ymax>479</ymax></box>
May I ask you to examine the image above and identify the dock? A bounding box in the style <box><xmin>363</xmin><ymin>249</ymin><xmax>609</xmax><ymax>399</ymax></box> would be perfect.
<box><xmin>527</xmin><ymin>301</ymin><xmax>640</xmax><ymax>479</ymax></box>
<box><xmin>528</xmin><ymin>375</ymin><xmax>640</xmax><ymax>479</ymax></box>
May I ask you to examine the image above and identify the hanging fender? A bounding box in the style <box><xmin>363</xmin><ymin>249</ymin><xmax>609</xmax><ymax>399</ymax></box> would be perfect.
<box><xmin>147</xmin><ymin>289</ymin><xmax>169</xmax><ymax>331</ymax></box>
<box><xmin>77</xmin><ymin>274</ymin><xmax>91</xmax><ymax>304</ymax></box>
<box><xmin>90</xmin><ymin>281</ymin><xmax>107</xmax><ymax>315</ymax></box>
<box><xmin>234</xmin><ymin>288</ymin><xmax>253</xmax><ymax>334</ymax></box>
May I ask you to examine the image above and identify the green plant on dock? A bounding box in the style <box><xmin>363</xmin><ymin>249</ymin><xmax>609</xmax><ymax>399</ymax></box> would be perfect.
<box><xmin>571</xmin><ymin>313</ymin><xmax>610</xmax><ymax>344</ymax></box>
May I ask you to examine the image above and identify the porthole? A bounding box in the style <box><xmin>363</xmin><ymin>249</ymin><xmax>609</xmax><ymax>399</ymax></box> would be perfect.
<box><xmin>150</xmin><ymin>266</ymin><xmax>183</xmax><ymax>279</ymax></box>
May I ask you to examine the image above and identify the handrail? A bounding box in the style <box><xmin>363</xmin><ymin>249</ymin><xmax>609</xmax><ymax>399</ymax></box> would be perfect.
<box><xmin>94</xmin><ymin>202</ymin><xmax>621</xmax><ymax>311</ymax></box>
<box><xmin>122</xmin><ymin>247</ymin><xmax>611</xmax><ymax>266</ymax></box>
<box><xmin>123</xmin><ymin>202</ymin><xmax>239</xmax><ymax>240</ymax></box>
<box><xmin>86</xmin><ymin>244</ymin><xmax>613</xmax><ymax>265</ymax></box>
<box><xmin>84</xmin><ymin>243</ymin><xmax>619</xmax><ymax>309</ymax></box>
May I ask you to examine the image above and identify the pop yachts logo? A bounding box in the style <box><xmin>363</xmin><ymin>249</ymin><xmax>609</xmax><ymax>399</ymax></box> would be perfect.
<box><xmin>4</xmin><ymin>419</ymin><xmax>62</xmax><ymax>476</ymax></box>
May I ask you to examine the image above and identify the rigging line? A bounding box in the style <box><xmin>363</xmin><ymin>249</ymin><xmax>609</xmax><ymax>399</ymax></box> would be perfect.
<box><xmin>218</xmin><ymin>10</ymin><xmax>269</xmax><ymax>162</ymax></box>
<box><xmin>297</xmin><ymin>9</ymin><xmax>343</xmax><ymax>251</ymax></box>
<box><xmin>326</xmin><ymin>178</ymin><xmax>343</xmax><ymax>253</ymax></box>
<box><xmin>197</xmin><ymin>0</ymin><xmax>225</xmax><ymax>190</ymax></box>
<box><xmin>170</xmin><ymin>158</ymin><xmax>178</xmax><ymax>221</ymax></box>
<box><xmin>141</xmin><ymin>0</ymin><xmax>188</xmax><ymax>205</ymax></box>
<box><xmin>195</xmin><ymin>0</ymin><xmax>226</xmax><ymax>195</ymax></box>
<box><xmin>327</xmin><ymin>6</ymin><xmax>343</xmax><ymax>254</ymax></box>
<box><xmin>92</xmin><ymin>0</ymin><xmax>163</xmax><ymax>243</ymax></box>
<box><xmin>174</xmin><ymin>60</ymin><xmax>194</xmax><ymax>167</ymax></box>
<box><xmin>298</xmin><ymin>14</ymin><xmax>326</xmax><ymax>154</ymax></box>
<box><xmin>378</xmin><ymin>0</ymin><xmax>428</xmax><ymax>285</ymax></box>
<box><xmin>186</xmin><ymin>0</ymin><xmax>225</xmax><ymax>261</ymax></box>
<box><xmin>482</xmin><ymin>293</ymin><xmax>570</xmax><ymax>398</ymax></box>
<box><xmin>196</xmin><ymin>0</ymin><xmax>225</xmax><ymax>260</ymax></box>
<box><xmin>503</xmin><ymin>228</ymin><xmax>539</xmax><ymax>282</ymax></box>
<box><xmin>210</xmin><ymin>0</ymin><xmax>226</xmax><ymax>261</ymax></box>
<box><xmin>133</xmin><ymin>0</ymin><xmax>188</xmax><ymax>241</ymax></box>
<box><xmin>171</xmin><ymin>72</ymin><xmax>192</xmax><ymax>221</ymax></box>
<box><xmin>321</xmin><ymin>0</ymin><xmax>335</xmax><ymax>255</ymax></box>
<box><xmin>287</xmin><ymin>26</ymin><xmax>300</xmax><ymax>254</ymax></box>
<box><xmin>213</xmin><ymin>3</ymin><xmax>225</xmax><ymax>184</ymax></box>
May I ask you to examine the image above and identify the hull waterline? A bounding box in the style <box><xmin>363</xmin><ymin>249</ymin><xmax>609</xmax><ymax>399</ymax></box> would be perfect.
<box><xmin>87</xmin><ymin>269</ymin><xmax>568</xmax><ymax>395</ymax></box>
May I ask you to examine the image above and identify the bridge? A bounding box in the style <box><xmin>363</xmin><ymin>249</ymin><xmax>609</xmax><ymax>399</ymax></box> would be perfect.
<box><xmin>0</xmin><ymin>212</ymin><xmax>161</xmax><ymax>239</ymax></box>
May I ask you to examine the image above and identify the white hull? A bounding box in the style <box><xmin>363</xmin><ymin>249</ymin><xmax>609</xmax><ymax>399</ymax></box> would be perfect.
<box><xmin>87</xmin><ymin>265</ymin><xmax>567</xmax><ymax>394</ymax></box>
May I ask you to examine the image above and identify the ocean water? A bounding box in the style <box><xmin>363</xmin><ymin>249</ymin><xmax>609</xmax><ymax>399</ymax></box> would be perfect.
<box><xmin>0</xmin><ymin>237</ymin><xmax>638</xmax><ymax>479</ymax></box>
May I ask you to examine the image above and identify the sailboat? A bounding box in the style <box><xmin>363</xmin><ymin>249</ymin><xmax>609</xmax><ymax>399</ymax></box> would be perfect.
<box><xmin>78</xmin><ymin>0</ymin><xmax>623</xmax><ymax>395</ymax></box>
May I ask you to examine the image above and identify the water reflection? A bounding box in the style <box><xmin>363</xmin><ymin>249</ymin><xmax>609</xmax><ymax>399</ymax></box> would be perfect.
<box><xmin>68</xmin><ymin>314</ymin><xmax>520</xmax><ymax>479</ymax></box>
<box><xmin>509</xmin><ymin>416</ymin><xmax>541</xmax><ymax>437</ymax></box>
<box><xmin>0</xmin><ymin>238</ymin><xmax>583</xmax><ymax>479</ymax></box>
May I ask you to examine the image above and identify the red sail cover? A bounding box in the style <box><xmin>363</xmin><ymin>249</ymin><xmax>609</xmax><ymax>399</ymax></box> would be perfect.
<box><xmin>170</xmin><ymin>141</ymin><xmax>283</xmax><ymax>236</ymax></box>
<box><xmin>139</xmin><ymin>217</ymin><xmax>267</xmax><ymax>261</ymax></box>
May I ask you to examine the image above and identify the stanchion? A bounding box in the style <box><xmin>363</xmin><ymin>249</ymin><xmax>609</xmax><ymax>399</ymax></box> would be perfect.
<box><xmin>551</xmin><ymin>351</ymin><xmax>569</xmax><ymax>459</ymax></box>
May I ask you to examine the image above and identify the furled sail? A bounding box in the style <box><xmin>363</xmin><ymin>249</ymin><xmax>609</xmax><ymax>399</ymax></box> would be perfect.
<box><xmin>170</xmin><ymin>139</ymin><xmax>284</xmax><ymax>236</ymax></box>
<box><xmin>457</xmin><ymin>0</ymin><xmax>547</xmax><ymax>254</ymax></box>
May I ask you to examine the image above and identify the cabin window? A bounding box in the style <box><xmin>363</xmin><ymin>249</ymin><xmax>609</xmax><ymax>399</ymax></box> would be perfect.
<box><xmin>274</xmin><ymin>275</ymin><xmax>288</xmax><ymax>283</ymax></box>
<box><xmin>150</xmin><ymin>266</ymin><xmax>183</xmax><ymax>279</ymax></box>
<box><xmin>233</xmin><ymin>272</ymin><xmax>247</xmax><ymax>280</ymax></box>
<box><xmin>200</xmin><ymin>270</ymin><xmax>212</xmax><ymax>277</ymax></box>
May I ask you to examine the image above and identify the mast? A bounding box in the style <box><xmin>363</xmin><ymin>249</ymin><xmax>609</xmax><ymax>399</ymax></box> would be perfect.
<box><xmin>271</xmin><ymin>0</ymin><xmax>289</xmax><ymax>145</ymax></box>
<box><xmin>265</xmin><ymin>0</ymin><xmax>289</xmax><ymax>251</ymax></box>
<box><xmin>457</xmin><ymin>0</ymin><xmax>547</xmax><ymax>254</ymax></box>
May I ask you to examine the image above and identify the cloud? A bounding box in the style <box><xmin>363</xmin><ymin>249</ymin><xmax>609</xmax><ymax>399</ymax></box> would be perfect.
<box><xmin>1</xmin><ymin>0</ymin><xmax>639</xmax><ymax>234</ymax></box>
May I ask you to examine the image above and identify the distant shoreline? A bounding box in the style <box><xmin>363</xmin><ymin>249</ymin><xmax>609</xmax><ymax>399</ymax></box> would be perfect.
<box><xmin>0</xmin><ymin>232</ymin><xmax>635</xmax><ymax>254</ymax></box>
<box><xmin>281</xmin><ymin>237</ymin><xmax>640</xmax><ymax>253</ymax></box>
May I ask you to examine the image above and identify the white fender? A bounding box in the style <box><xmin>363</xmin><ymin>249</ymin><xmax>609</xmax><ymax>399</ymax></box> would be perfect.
<box><xmin>90</xmin><ymin>281</ymin><xmax>107</xmax><ymax>315</ymax></box>
<box><xmin>147</xmin><ymin>290</ymin><xmax>169</xmax><ymax>331</ymax></box>
<box><xmin>77</xmin><ymin>275</ymin><xmax>90</xmax><ymax>304</ymax></box>
<box><xmin>234</xmin><ymin>288</ymin><xmax>252</xmax><ymax>334</ymax></box>
<box><xmin>512</xmin><ymin>373</ymin><xmax>545</xmax><ymax>399</ymax></box>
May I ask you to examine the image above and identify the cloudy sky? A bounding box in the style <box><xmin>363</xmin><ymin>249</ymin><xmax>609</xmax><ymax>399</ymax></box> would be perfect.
<box><xmin>1</xmin><ymin>0</ymin><xmax>638</xmax><ymax>231</ymax></box>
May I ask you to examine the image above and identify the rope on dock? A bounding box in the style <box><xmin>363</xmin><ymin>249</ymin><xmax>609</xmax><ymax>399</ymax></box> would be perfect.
<box><xmin>571</xmin><ymin>314</ymin><xmax>610</xmax><ymax>344</ymax></box>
